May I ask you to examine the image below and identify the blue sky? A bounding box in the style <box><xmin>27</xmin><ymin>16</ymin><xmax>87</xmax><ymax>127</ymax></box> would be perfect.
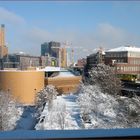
<box><xmin>0</xmin><ymin>1</ymin><xmax>140</xmax><ymax>61</ymax></box>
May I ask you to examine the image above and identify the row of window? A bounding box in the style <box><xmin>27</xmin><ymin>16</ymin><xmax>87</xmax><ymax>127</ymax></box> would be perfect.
<box><xmin>116</xmin><ymin>59</ymin><xmax>126</xmax><ymax>63</ymax></box>
<box><xmin>106</xmin><ymin>52</ymin><xmax>127</xmax><ymax>58</ymax></box>
<box><xmin>117</xmin><ymin>66</ymin><xmax>140</xmax><ymax>72</ymax></box>
<box><xmin>106</xmin><ymin>52</ymin><xmax>140</xmax><ymax>58</ymax></box>
<box><xmin>128</xmin><ymin>52</ymin><xmax>140</xmax><ymax>58</ymax></box>
<box><xmin>129</xmin><ymin>59</ymin><xmax>140</xmax><ymax>65</ymax></box>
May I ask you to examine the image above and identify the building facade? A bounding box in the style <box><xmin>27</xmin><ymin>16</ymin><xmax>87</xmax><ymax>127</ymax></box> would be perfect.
<box><xmin>41</xmin><ymin>41</ymin><xmax>63</xmax><ymax>67</ymax></box>
<box><xmin>0</xmin><ymin>70</ymin><xmax>44</xmax><ymax>105</ymax></box>
<box><xmin>86</xmin><ymin>49</ymin><xmax>105</xmax><ymax>69</ymax></box>
<box><xmin>105</xmin><ymin>46</ymin><xmax>140</xmax><ymax>79</ymax></box>
<box><xmin>60</xmin><ymin>47</ymin><xmax>67</xmax><ymax>68</ymax></box>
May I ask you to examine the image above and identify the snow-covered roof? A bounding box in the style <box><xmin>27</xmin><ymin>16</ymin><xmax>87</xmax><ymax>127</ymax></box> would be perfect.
<box><xmin>106</xmin><ymin>46</ymin><xmax>140</xmax><ymax>53</ymax></box>
<box><xmin>39</xmin><ymin>66</ymin><xmax>61</xmax><ymax>72</ymax></box>
<box><xmin>102</xmin><ymin>51</ymin><xmax>105</xmax><ymax>55</ymax></box>
<box><xmin>55</xmin><ymin>71</ymin><xmax>75</xmax><ymax>77</ymax></box>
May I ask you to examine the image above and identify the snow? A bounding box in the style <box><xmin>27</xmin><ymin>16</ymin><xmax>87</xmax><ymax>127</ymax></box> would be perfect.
<box><xmin>39</xmin><ymin>66</ymin><xmax>61</xmax><ymax>72</ymax></box>
<box><xmin>18</xmin><ymin>51</ymin><xmax>26</xmax><ymax>54</ymax></box>
<box><xmin>35</xmin><ymin>95</ymin><xmax>82</xmax><ymax>130</ymax></box>
<box><xmin>55</xmin><ymin>71</ymin><xmax>75</xmax><ymax>77</ymax></box>
<box><xmin>102</xmin><ymin>51</ymin><xmax>105</xmax><ymax>55</ymax></box>
<box><xmin>106</xmin><ymin>46</ymin><xmax>140</xmax><ymax>52</ymax></box>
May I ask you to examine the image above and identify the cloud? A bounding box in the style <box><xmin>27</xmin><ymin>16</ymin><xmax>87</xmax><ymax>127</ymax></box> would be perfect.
<box><xmin>97</xmin><ymin>23</ymin><xmax>125</xmax><ymax>40</ymax></box>
<box><xmin>16</xmin><ymin>22</ymin><xmax>140</xmax><ymax>61</ymax></box>
<box><xmin>0</xmin><ymin>7</ymin><xmax>26</xmax><ymax>25</ymax></box>
<box><xmin>0</xmin><ymin>6</ymin><xmax>139</xmax><ymax>61</ymax></box>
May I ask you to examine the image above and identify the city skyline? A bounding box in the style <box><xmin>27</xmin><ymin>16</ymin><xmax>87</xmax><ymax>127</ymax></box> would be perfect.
<box><xmin>0</xmin><ymin>1</ymin><xmax>140</xmax><ymax>61</ymax></box>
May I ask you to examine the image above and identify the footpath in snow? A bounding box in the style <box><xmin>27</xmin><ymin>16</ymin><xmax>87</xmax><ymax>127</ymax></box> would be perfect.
<box><xmin>35</xmin><ymin>94</ymin><xmax>83</xmax><ymax>130</ymax></box>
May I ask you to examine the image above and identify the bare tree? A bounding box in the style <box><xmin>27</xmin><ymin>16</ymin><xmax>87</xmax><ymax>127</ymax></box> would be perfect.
<box><xmin>77</xmin><ymin>83</ymin><xmax>140</xmax><ymax>129</ymax></box>
<box><xmin>77</xmin><ymin>84</ymin><xmax>125</xmax><ymax>128</ymax></box>
<box><xmin>117</xmin><ymin>95</ymin><xmax>140</xmax><ymax>128</ymax></box>
<box><xmin>35</xmin><ymin>85</ymin><xmax>58</xmax><ymax>113</ymax></box>
<box><xmin>57</xmin><ymin>103</ymin><xmax>66</xmax><ymax>129</ymax></box>
<box><xmin>88</xmin><ymin>64</ymin><xmax>122</xmax><ymax>95</ymax></box>
<box><xmin>0</xmin><ymin>90</ymin><xmax>20</xmax><ymax>131</ymax></box>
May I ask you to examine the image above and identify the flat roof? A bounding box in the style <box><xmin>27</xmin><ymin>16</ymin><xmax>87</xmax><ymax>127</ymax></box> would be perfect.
<box><xmin>106</xmin><ymin>46</ymin><xmax>140</xmax><ymax>53</ymax></box>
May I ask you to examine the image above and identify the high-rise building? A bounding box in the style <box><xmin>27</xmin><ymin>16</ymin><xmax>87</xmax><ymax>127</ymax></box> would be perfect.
<box><xmin>60</xmin><ymin>47</ymin><xmax>67</xmax><ymax>68</ymax></box>
<box><xmin>0</xmin><ymin>24</ymin><xmax>8</xmax><ymax>58</ymax></box>
<box><xmin>41</xmin><ymin>41</ymin><xmax>61</xmax><ymax>67</ymax></box>
<box><xmin>49</xmin><ymin>41</ymin><xmax>61</xmax><ymax>67</ymax></box>
<box><xmin>41</xmin><ymin>42</ymin><xmax>50</xmax><ymax>56</ymax></box>
<box><xmin>49</xmin><ymin>41</ymin><xmax>61</xmax><ymax>58</ymax></box>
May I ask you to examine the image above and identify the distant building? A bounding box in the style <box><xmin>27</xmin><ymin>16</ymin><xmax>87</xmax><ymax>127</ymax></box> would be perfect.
<box><xmin>41</xmin><ymin>41</ymin><xmax>61</xmax><ymax>67</ymax></box>
<box><xmin>48</xmin><ymin>41</ymin><xmax>60</xmax><ymax>58</ymax></box>
<box><xmin>3</xmin><ymin>53</ymin><xmax>41</xmax><ymax>70</ymax></box>
<box><xmin>86</xmin><ymin>48</ymin><xmax>105</xmax><ymax>69</ymax></box>
<box><xmin>41</xmin><ymin>42</ymin><xmax>50</xmax><ymax>56</ymax></box>
<box><xmin>49</xmin><ymin>41</ymin><xmax>61</xmax><ymax>67</ymax></box>
<box><xmin>40</xmin><ymin>55</ymin><xmax>48</xmax><ymax>67</ymax></box>
<box><xmin>0</xmin><ymin>24</ymin><xmax>8</xmax><ymax>58</ymax></box>
<box><xmin>105</xmin><ymin>46</ymin><xmax>140</xmax><ymax>79</ymax></box>
<box><xmin>77</xmin><ymin>58</ymin><xmax>86</xmax><ymax>67</ymax></box>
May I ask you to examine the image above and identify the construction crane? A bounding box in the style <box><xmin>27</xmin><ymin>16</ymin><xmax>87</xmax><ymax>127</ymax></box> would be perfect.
<box><xmin>71</xmin><ymin>48</ymin><xmax>74</xmax><ymax>66</ymax></box>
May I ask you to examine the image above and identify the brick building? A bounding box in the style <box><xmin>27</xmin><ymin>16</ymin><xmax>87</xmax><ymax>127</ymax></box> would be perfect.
<box><xmin>105</xmin><ymin>46</ymin><xmax>140</xmax><ymax>79</ymax></box>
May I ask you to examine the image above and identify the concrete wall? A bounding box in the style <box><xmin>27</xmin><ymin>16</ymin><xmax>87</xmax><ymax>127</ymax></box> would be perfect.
<box><xmin>45</xmin><ymin>76</ymin><xmax>82</xmax><ymax>94</ymax></box>
<box><xmin>0</xmin><ymin>71</ymin><xmax>44</xmax><ymax>105</ymax></box>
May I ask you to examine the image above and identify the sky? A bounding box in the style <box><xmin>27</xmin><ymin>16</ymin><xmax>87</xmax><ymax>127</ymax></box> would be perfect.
<box><xmin>0</xmin><ymin>1</ymin><xmax>140</xmax><ymax>61</ymax></box>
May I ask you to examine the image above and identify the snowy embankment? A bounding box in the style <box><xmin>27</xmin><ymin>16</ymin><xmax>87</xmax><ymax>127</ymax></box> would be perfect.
<box><xmin>35</xmin><ymin>95</ymin><xmax>83</xmax><ymax>130</ymax></box>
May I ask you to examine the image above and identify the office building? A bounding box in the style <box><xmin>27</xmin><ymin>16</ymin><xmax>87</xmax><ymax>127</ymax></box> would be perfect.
<box><xmin>49</xmin><ymin>41</ymin><xmax>61</xmax><ymax>63</ymax></box>
<box><xmin>41</xmin><ymin>42</ymin><xmax>50</xmax><ymax>56</ymax></box>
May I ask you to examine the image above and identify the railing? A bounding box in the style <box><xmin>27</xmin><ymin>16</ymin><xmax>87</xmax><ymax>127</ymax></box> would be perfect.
<box><xmin>0</xmin><ymin>128</ymin><xmax>140</xmax><ymax>139</ymax></box>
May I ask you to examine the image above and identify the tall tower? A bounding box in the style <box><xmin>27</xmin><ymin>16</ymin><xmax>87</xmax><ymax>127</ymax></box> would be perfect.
<box><xmin>61</xmin><ymin>47</ymin><xmax>67</xmax><ymax>68</ymax></box>
<box><xmin>0</xmin><ymin>24</ymin><xmax>8</xmax><ymax>58</ymax></box>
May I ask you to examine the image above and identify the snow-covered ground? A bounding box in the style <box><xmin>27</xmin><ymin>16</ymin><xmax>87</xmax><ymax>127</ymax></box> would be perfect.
<box><xmin>15</xmin><ymin>106</ymin><xmax>37</xmax><ymax>130</ymax></box>
<box><xmin>35</xmin><ymin>95</ymin><xmax>83</xmax><ymax>130</ymax></box>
